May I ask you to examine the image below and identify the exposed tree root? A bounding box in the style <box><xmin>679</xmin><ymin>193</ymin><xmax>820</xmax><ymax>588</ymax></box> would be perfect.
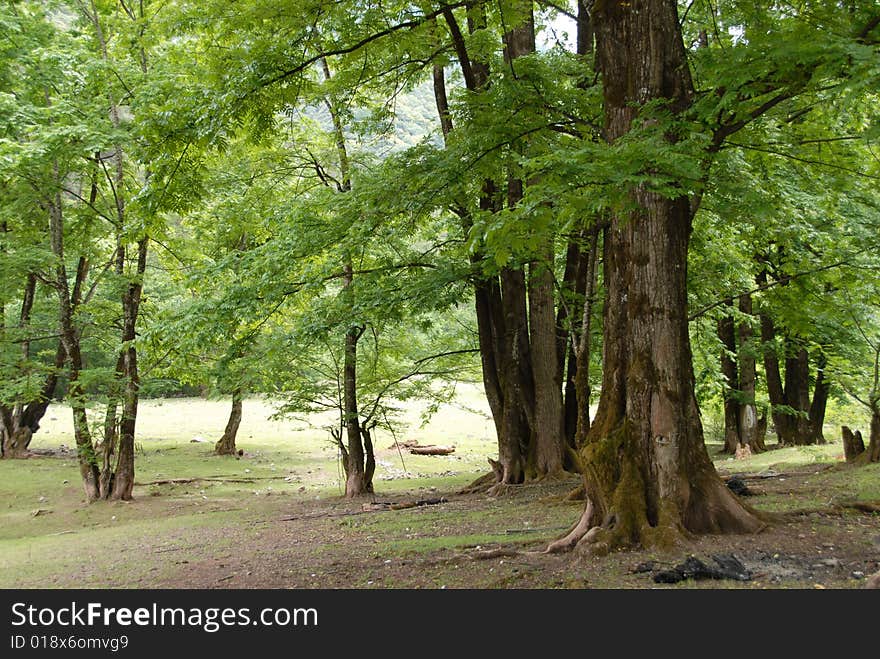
<box><xmin>486</xmin><ymin>482</ymin><xmax>523</xmax><ymax>498</ymax></box>
<box><xmin>545</xmin><ymin>501</ymin><xmax>595</xmax><ymax>554</ymax></box>
<box><xmin>545</xmin><ymin>470</ymin><xmax>769</xmax><ymax>556</ymax></box>
<box><xmin>458</xmin><ymin>471</ymin><xmax>496</xmax><ymax>494</ymax></box>
<box><xmin>523</xmin><ymin>469</ymin><xmax>577</xmax><ymax>483</ymax></box>
<box><xmin>565</xmin><ymin>484</ymin><xmax>586</xmax><ymax>501</ymax></box>
<box><xmin>468</xmin><ymin>548</ymin><xmax>520</xmax><ymax>560</ymax></box>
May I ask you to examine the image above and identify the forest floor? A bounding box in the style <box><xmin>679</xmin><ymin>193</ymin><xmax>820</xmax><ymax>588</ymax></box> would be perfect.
<box><xmin>1</xmin><ymin>394</ymin><xmax>878</xmax><ymax>589</ymax></box>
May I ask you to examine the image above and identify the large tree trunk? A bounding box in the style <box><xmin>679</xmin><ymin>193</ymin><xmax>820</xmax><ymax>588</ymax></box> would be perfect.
<box><xmin>528</xmin><ymin>249</ymin><xmax>565</xmax><ymax>478</ymax></box>
<box><xmin>550</xmin><ymin>0</ymin><xmax>762</xmax><ymax>553</ymax></box>
<box><xmin>497</xmin><ymin>267</ymin><xmax>532</xmax><ymax>484</ymax></box>
<box><xmin>215</xmin><ymin>389</ymin><xmax>243</xmax><ymax>455</ymax></box>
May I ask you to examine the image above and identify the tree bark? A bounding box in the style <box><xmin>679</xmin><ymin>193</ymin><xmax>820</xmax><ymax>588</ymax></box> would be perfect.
<box><xmin>718</xmin><ymin>303</ymin><xmax>740</xmax><ymax>454</ymax></box>
<box><xmin>110</xmin><ymin>237</ymin><xmax>148</xmax><ymax>500</ymax></box>
<box><xmin>842</xmin><ymin>425</ymin><xmax>865</xmax><ymax>462</ymax></box>
<box><xmin>1</xmin><ymin>274</ymin><xmax>66</xmax><ymax>457</ymax></box>
<box><xmin>809</xmin><ymin>353</ymin><xmax>829</xmax><ymax>443</ymax></box>
<box><xmin>759</xmin><ymin>298</ymin><xmax>792</xmax><ymax>445</ymax></box>
<box><xmin>49</xmin><ymin>198</ymin><xmax>99</xmax><ymax>501</ymax></box>
<box><xmin>559</xmin><ymin>227</ymin><xmax>597</xmax><ymax>452</ymax></box>
<box><xmin>865</xmin><ymin>411</ymin><xmax>880</xmax><ymax>464</ymax></box>
<box><xmin>342</xmin><ymin>286</ymin><xmax>372</xmax><ymax>496</ymax></box>
<box><xmin>784</xmin><ymin>347</ymin><xmax>814</xmax><ymax>445</ymax></box>
<box><xmin>439</xmin><ymin>8</ymin><xmax>537</xmax><ymax>488</ymax></box>
<box><xmin>528</xmin><ymin>247</ymin><xmax>565</xmax><ymax>478</ymax></box>
<box><xmin>215</xmin><ymin>389</ymin><xmax>243</xmax><ymax>455</ymax></box>
<box><xmin>738</xmin><ymin>293</ymin><xmax>764</xmax><ymax>452</ymax></box>
<box><xmin>550</xmin><ymin>0</ymin><xmax>762</xmax><ymax>553</ymax></box>
<box><xmin>497</xmin><ymin>267</ymin><xmax>531</xmax><ymax>484</ymax></box>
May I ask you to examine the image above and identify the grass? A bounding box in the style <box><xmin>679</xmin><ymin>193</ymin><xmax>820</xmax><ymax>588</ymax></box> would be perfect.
<box><xmin>0</xmin><ymin>387</ymin><xmax>497</xmax><ymax>587</ymax></box>
<box><xmin>1</xmin><ymin>388</ymin><xmax>876</xmax><ymax>588</ymax></box>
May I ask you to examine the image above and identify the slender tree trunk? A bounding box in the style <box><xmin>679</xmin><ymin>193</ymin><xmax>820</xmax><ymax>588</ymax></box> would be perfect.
<box><xmin>110</xmin><ymin>237</ymin><xmax>148</xmax><ymax>500</ymax></box>
<box><xmin>784</xmin><ymin>347</ymin><xmax>814</xmax><ymax>445</ymax></box>
<box><xmin>320</xmin><ymin>56</ymin><xmax>373</xmax><ymax>497</ymax></box>
<box><xmin>738</xmin><ymin>293</ymin><xmax>764</xmax><ymax>452</ymax></box>
<box><xmin>2</xmin><ymin>274</ymin><xmax>37</xmax><ymax>457</ymax></box>
<box><xmin>718</xmin><ymin>303</ymin><xmax>741</xmax><ymax>454</ymax></box>
<box><xmin>809</xmin><ymin>353</ymin><xmax>829</xmax><ymax>443</ymax></box>
<box><xmin>865</xmin><ymin>410</ymin><xmax>880</xmax><ymax>463</ymax></box>
<box><xmin>49</xmin><ymin>199</ymin><xmax>99</xmax><ymax>500</ymax></box>
<box><xmin>559</xmin><ymin>228</ymin><xmax>597</xmax><ymax>451</ymax></box>
<box><xmin>573</xmin><ymin>227</ymin><xmax>600</xmax><ymax>449</ymax></box>
<box><xmin>99</xmin><ymin>352</ymin><xmax>124</xmax><ymax>497</ymax></box>
<box><xmin>342</xmin><ymin>265</ymin><xmax>371</xmax><ymax>497</ymax></box>
<box><xmin>550</xmin><ymin>0</ymin><xmax>762</xmax><ymax>553</ymax></box>
<box><xmin>759</xmin><ymin>300</ymin><xmax>792</xmax><ymax>445</ymax></box>
<box><xmin>214</xmin><ymin>389</ymin><xmax>243</xmax><ymax>455</ymax></box>
<box><xmin>16</xmin><ymin>341</ymin><xmax>66</xmax><ymax>443</ymax></box>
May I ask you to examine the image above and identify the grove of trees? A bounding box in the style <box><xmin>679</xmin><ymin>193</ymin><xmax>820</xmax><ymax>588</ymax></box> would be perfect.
<box><xmin>1</xmin><ymin>0</ymin><xmax>878</xmax><ymax>553</ymax></box>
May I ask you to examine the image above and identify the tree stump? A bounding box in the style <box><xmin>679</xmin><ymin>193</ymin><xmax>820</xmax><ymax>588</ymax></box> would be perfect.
<box><xmin>842</xmin><ymin>426</ymin><xmax>865</xmax><ymax>462</ymax></box>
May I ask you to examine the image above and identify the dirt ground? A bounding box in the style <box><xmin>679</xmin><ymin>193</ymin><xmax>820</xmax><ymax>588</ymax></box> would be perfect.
<box><xmin>148</xmin><ymin>467</ymin><xmax>880</xmax><ymax>589</ymax></box>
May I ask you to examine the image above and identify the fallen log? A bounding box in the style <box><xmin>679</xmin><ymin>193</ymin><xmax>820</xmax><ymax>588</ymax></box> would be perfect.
<box><xmin>135</xmin><ymin>475</ymin><xmax>288</xmax><ymax>486</ymax></box>
<box><xmin>409</xmin><ymin>445</ymin><xmax>455</xmax><ymax>456</ymax></box>
<box><xmin>363</xmin><ymin>497</ymin><xmax>448</xmax><ymax>511</ymax></box>
<box><xmin>387</xmin><ymin>440</ymin><xmax>420</xmax><ymax>450</ymax></box>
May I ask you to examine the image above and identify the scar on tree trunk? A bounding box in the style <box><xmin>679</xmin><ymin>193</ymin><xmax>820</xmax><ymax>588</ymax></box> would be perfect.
<box><xmin>215</xmin><ymin>390</ymin><xmax>243</xmax><ymax>455</ymax></box>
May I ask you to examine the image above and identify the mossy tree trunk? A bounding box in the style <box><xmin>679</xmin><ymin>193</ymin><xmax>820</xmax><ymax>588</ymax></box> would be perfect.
<box><xmin>549</xmin><ymin>0</ymin><xmax>763</xmax><ymax>554</ymax></box>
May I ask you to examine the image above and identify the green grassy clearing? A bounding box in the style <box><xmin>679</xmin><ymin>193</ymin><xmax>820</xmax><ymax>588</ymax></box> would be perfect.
<box><xmin>1</xmin><ymin>390</ymin><xmax>876</xmax><ymax>588</ymax></box>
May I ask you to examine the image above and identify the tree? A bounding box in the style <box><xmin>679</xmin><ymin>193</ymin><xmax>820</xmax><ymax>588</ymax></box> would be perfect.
<box><xmin>549</xmin><ymin>0</ymin><xmax>764</xmax><ymax>553</ymax></box>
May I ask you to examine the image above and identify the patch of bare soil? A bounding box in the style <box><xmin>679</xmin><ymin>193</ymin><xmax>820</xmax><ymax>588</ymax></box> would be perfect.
<box><xmin>153</xmin><ymin>470</ymin><xmax>879</xmax><ymax>589</ymax></box>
